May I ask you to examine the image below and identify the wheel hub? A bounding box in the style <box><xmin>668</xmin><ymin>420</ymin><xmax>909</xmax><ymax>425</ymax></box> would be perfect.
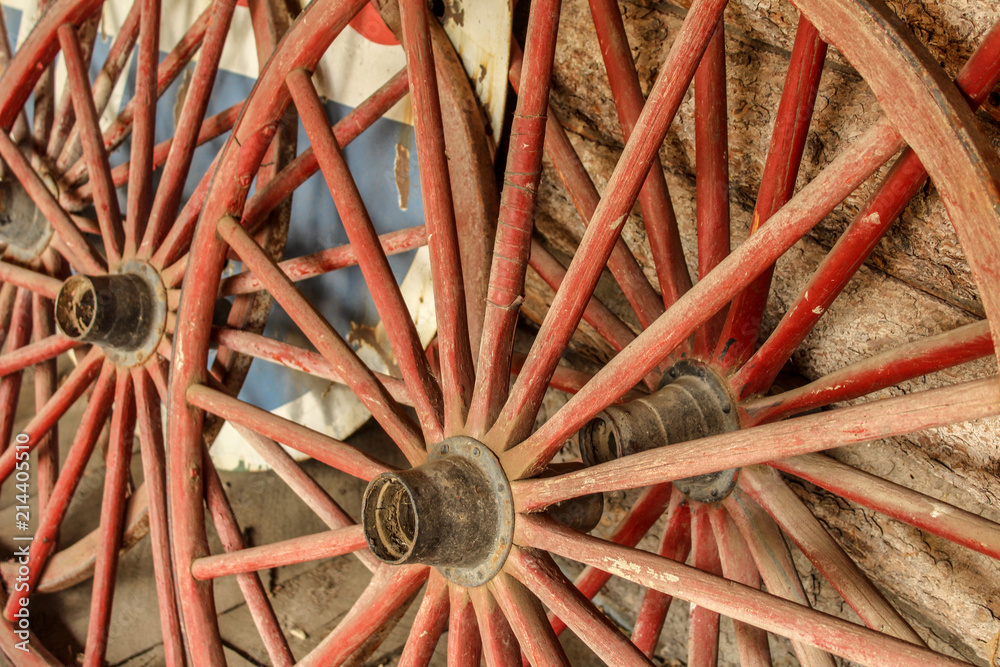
<box><xmin>0</xmin><ymin>178</ymin><xmax>53</xmax><ymax>261</ymax></box>
<box><xmin>55</xmin><ymin>260</ymin><xmax>168</xmax><ymax>367</ymax></box>
<box><xmin>579</xmin><ymin>360</ymin><xmax>740</xmax><ymax>502</ymax></box>
<box><xmin>361</xmin><ymin>437</ymin><xmax>514</xmax><ymax>586</ymax></box>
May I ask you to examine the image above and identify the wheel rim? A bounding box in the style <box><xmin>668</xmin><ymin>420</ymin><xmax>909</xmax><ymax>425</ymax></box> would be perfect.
<box><xmin>168</xmin><ymin>0</ymin><xmax>1000</xmax><ymax>665</ymax></box>
<box><xmin>0</xmin><ymin>0</ymin><xmax>294</xmax><ymax>661</ymax></box>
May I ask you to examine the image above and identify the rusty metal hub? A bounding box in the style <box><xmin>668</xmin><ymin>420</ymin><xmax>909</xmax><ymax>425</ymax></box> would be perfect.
<box><xmin>579</xmin><ymin>359</ymin><xmax>740</xmax><ymax>503</ymax></box>
<box><xmin>0</xmin><ymin>178</ymin><xmax>53</xmax><ymax>261</ymax></box>
<box><xmin>361</xmin><ymin>436</ymin><xmax>514</xmax><ymax>587</ymax></box>
<box><xmin>55</xmin><ymin>260</ymin><xmax>168</xmax><ymax>367</ymax></box>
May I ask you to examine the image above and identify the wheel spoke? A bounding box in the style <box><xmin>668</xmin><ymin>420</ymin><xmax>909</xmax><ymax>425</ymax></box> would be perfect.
<box><xmin>510</xmin><ymin>376</ymin><xmax>1000</xmax><ymax>510</ymax></box>
<box><xmin>492</xmin><ymin>572</ymin><xmax>571</xmax><ymax>666</ymax></box>
<box><xmin>31</xmin><ymin>292</ymin><xmax>59</xmax><ymax>516</ymax></box>
<box><xmin>503</xmin><ymin>119</ymin><xmax>907</xmax><ymax>478</ymax></box>
<box><xmin>712</xmin><ymin>19</ymin><xmax>827</xmax><ymax>371</ymax></box>
<box><xmin>398</xmin><ymin>572</ymin><xmax>450</xmax><ymax>667</ymax></box>
<box><xmin>739</xmin><ymin>466</ymin><xmax>924</xmax><ymax>643</ymax></box>
<box><xmin>447</xmin><ymin>587</ymin><xmax>482</xmax><ymax>666</ymax></box>
<box><xmin>0</xmin><ymin>289</ymin><xmax>31</xmax><ymax>446</ymax></box>
<box><xmin>688</xmin><ymin>504</ymin><xmax>722</xmax><ymax>667</ymax></box>
<box><xmin>216</xmin><ymin>215</ymin><xmax>426</xmax><ymax>462</ymax></box>
<box><xmin>286</xmin><ymin>67</ymin><xmax>444</xmax><ymax>440</ymax></box>
<box><xmin>470</xmin><ymin>585</ymin><xmax>520</xmax><ymax>667</ymax></box>
<box><xmin>771</xmin><ymin>453</ymin><xmax>1000</xmax><ymax>561</ymax></box>
<box><xmin>0</xmin><ymin>261</ymin><xmax>63</xmax><ymax>300</ymax></box>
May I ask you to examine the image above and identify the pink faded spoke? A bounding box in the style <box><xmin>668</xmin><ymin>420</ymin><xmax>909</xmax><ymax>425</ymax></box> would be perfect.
<box><xmin>693</xmin><ymin>24</ymin><xmax>730</xmax><ymax>356</ymax></box>
<box><xmin>470</xmin><ymin>585</ymin><xmax>520</xmax><ymax>667</ymax></box>
<box><xmin>519</xmin><ymin>514</ymin><xmax>967</xmax><ymax>667</ymax></box>
<box><xmin>466</xmin><ymin>0</ymin><xmax>562</xmax><ymax>441</ymax></box>
<box><xmin>0</xmin><ymin>347</ymin><xmax>104</xmax><ymax>484</ymax></box>
<box><xmin>216</xmin><ymin>215</ymin><xmax>426</xmax><ymax>462</ymax></box>
<box><xmin>58</xmin><ymin>24</ymin><xmax>124</xmax><ymax>265</ymax></box>
<box><xmin>139</xmin><ymin>0</ymin><xmax>239</xmax><ymax>257</ymax></box>
<box><xmin>286</xmin><ymin>68</ymin><xmax>443</xmax><ymax>440</ymax></box>
<box><xmin>713</xmin><ymin>19</ymin><xmax>827</xmax><ymax>371</ymax></box>
<box><xmin>488</xmin><ymin>0</ymin><xmax>742</xmax><ymax>451</ymax></box>
<box><xmin>509</xmin><ymin>353</ymin><xmax>647</xmax><ymax>399</ymax></box>
<box><xmin>724</xmin><ymin>491</ymin><xmax>835</xmax><ymax>667</ymax></box>
<box><xmin>151</xmin><ymin>152</ymin><xmax>220</xmax><ymax>277</ymax></box>
<box><xmin>0</xmin><ymin>261</ymin><xmax>62</xmax><ymax>300</ymax></box>
<box><xmin>740</xmin><ymin>466</ymin><xmax>924</xmax><ymax>644</ymax></box>
<box><xmin>492</xmin><ymin>572</ymin><xmax>570</xmax><ymax>666</ymax></box>
<box><xmin>688</xmin><ymin>505</ymin><xmax>722</xmax><ymax>667</ymax></box>
<box><xmin>82</xmin><ymin>370</ymin><xmax>136</xmax><ymax>667</ymax></box>
<box><xmin>300</xmin><ymin>565</ymin><xmax>429</xmax><ymax>666</ymax></box>
<box><xmin>448</xmin><ymin>587</ymin><xmax>482</xmax><ymax>667</ymax></box>
<box><xmin>31</xmin><ymin>293</ymin><xmax>58</xmax><ymax>515</ymax></box>
<box><xmin>0</xmin><ymin>284</ymin><xmax>16</xmax><ymax>346</ymax></box>
<box><xmin>708</xmin><ymin>507</ymin><xmax>772</xmax><ymax>667</ymax></box>
<box><xmin>552</xmin><ymin>483</ymin><xmax>676</xmax><ymax>638</ymax></box>
<box><xmin>509</xmin><ymin>51</ymin><xmax>666</xmax><ymax>331</ymax></box>
<box><xmin>202</xmin><ymin>452</ymin><xmax>294</xmax><ymax>666</ymax></box>
<box><xmin>506</xmin><ymin>547</ymin><xmax>653</xmax><ymax>666</ymax></box>
<box><xmin>192</xmin><ymin>524</ymin><xmax>366</xmax><ymax>579</ymax></box>
<box><xmin>772</xmin><ymin>453</ymin><xmax>1000</xmax><ymax>561</ymax></box>
<box><xmin>146</xmin><ymin>354</ymin><xmax>170</xmax><ymax>403</ymax></box>
<box><xmin>510</xmin><ymin>376</ymin><xmax>1000</xmax><ymax>511</ymax></box>
<box><xmin>221</xmin><ymin>225</ymin><xmax>427</xmax><ymax>296</ymax></box>
<box><xmin>742</xmin><ymin>319</ymin><xmax>994</xmax><ymax>425</ymax></box>
<box><xmin>132</xmin><ymin>370</ymin><xmax>184</xmax><ymax>666</ymax></box>
<box><xmin>399</xmin><ymin>0</ymin><xmax>474</xmax><ymax>433</ymax></box>
<box><xmin>0</xmin><ymin>132</ymin><xmax>105</xmax><ymax>274</ymax></box>
<box><xmin>2</xmin><ymin>360</ymin><xmax>114</xmax><ymax>622</ymax></box>
<box><xmin>503</xmin><ymin>119</ymin><xmax>907</xmax><ymax>478</ymax></box>
<box><xmin>186</xmin><ymin>383</ymin><xmax>393</xmax><ymax>480</ymax></box>
<box><xmin>630</xmin><ymin>489</ymin><xmax>692</xmax><ymax>657</ymax></box>
<box><xmin>212</xmin><ymin>327</ymin><xmax>411</xmax><ymax>406</ymax></box>
<box><xmin>587</xmin><ymin>0</ymin><xmax>691</xmax><ymax>309</ymax></box>
<box><xmin>398</xmin><ymin>572</ymin><xmax>450</xmax><ymax>667</ymax></box>
<box><xmin>0</xmin><ymin>290</ymin><xmax>30</xmax><ymax>470</ymax></box>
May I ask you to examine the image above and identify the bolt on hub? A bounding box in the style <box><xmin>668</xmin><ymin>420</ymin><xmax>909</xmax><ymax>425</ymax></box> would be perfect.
<box><xmin>579</xmin><ymin>359</ymin><xmax>740</xmax><ymax>503</ymax></box>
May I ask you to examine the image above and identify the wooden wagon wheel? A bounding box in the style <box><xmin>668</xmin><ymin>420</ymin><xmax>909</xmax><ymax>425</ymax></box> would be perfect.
<box><xmin>167</xmin><ymin>0</ymin><xmax>1000</xmax><ymax>664</ymax></box>
<box><xmin>0</xmin><ymin>0</ymin><xmax>296</xmax><ymax>662</ymax></box>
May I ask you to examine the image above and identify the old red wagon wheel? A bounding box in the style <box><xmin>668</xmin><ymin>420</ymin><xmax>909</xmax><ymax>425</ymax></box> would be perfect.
<box><xmin>168</xmin><ymin>0</ymin><xmax>1000</xmax><ymax>664</ymax></box>
<box><xmin>0</xmin><ymin>0</ymin><xmax>296</xmax><ymax>662</ymax></box>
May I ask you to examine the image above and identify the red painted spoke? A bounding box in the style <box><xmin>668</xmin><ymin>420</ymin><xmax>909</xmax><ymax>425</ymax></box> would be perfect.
<box><xmin>486</xmin><ymin>0</ymin><xmax>731</xmax><ymax>452</ymax></box>
<box><xmin>740</xmin><ymin>466</ymin><xmax>924</xmax><ymax>644</ymax></box>
<box><xmin>552</xmin><ymin>483</ymin><xmax>676</xmax><ymax>638</ymax></box>
<box><xmin>771</xmin><ymin>453</ymin><xmax>1000</xmax><ymax>561</ymax></box>
<box><xmin>2</xmin><ymin>360</ymin><xmax>114</xmax><ymax>621</ymax></box>
<box><xmin>529</xmin><ymin>239</ymin><xmax>638</xmax><ymax>354</ymax></box>
<box><xmin>0</xmin><ymin>132</ymin><xmax>105</xmax><ymax>274</ymax></box>
<box><xmin>0</xmin><ymin>261</ymin><xmax>62</xmax><ymax>300</ymax></box>
<box><xmin>688</xmin><ymin>504</ymin><xmax>722</xmax><ymax>667</ymax></box>
<box><xmin>503</xmin><ymin>119</ymin><xmax>906</xmax><ymax>478</ymax></box>
<box><xmin>509</xmin><ymin>51</ymin><xmax>666</xmax><ymax>331</ymax></box>
<box><xmin>742</xmin><ymin>319</ymin><xmax>994</xmax><ymax>425</ymax></box>
<box><xmin>724</xmin><ymin>490</ymin><xmax>836</xmax><ymax>667</ymax></box>
<box><xmin>733</xmin><ymin>23</ymin><xmax>1000</xmax><ymax>398</ymax></box>
<box><xmin>398</xmin><ymin>572</ymin><xmax>450</xmax><ymax>667</ymax></box>
<box><xmin>0</xmin><ymin>347</ymin><xmax>103</xmax><ymax>484</ymax></box>
<box><xmin>31</xmin><ymin>293</ymin><xmax>58</xmax><ymax>516</ymax></box>
<box><xmin>202</xmin><ymin>452</ymin><xmax>294</xmax><ymax>667</ymax></box>
<box><xmin>630</xmin><ymin>489</ymin><xmax>692</xmax><ymax>657</ymax></box>
<box><xmin>466</xmin><ymin>0</ymin><xmax>562</xmax><ymax>440</ymax></box>
<box><xmin>59</xmin><ymin>24</ymin><xmax>124</xmax><ymax>265</ymax></box>
<box><xmin>216</xmin><ymin>215</ymin><xmax>425</xmax><ymax>462</ymax></box>
<box><xmin>587</xmin><ymin>0</ymin><xmax>691</xmax><ymax>309</ymax></box>
<box><xmin>186</xmin><ymin>383</ymin><xmax>393</xmax><ymax>480</ymax></box>
<box><xmin>510</xmin><ymin>376</ymin><xmax>1000</xmax><ymax>511</ymax></box>
<box><xmin>286</xmin><ymin>67</ymin><xmax>443</xmax><ymax>440</ymax></box>
<box><xmin>492</xmin><ymin>572</ymin><xmax>571</xmax><ymax>666</ymax></box>
<box><xmin>517</xmin><ymin>513</ymin><xmax>964</xmax><ymax>667</ymax></box>
<box><xmin>0</xmin><ymin>8</ymin><xmax>30</xmax><ymax>150</ymax></box>
<box><xmin>448</xmin><ymin>587</ymin><xmax>481</xmax><ymax>667</ymax></box>
<box><xmin>299</xmin><ymin>565</ymin><xmax>429</xmax><ymax>666</ymax></box>
<box><xmin>222</xmin><ymin>224</ymin><xmax>426</xmax><ymax>296</ymax></box>
<box><xmin>29</xmin><ymin>1</ymin><xmax>57</xmax><ymax>150</ymax></box>
<box><xmin>713</xmin><ymin>20</ymin><xmax>827</xmax><ymax>371</ymax></box>
<box><xmin>708</xmin><ymin>507</ymin><xmax>772</xmax><ymax>666</ymax></box>
<box><xmin>0</xmin><ymin>290</ymin><xmax>30</xmax><ymax>457</ymax></box>
<box><xmin>469</xmin><ymin>585</ymin><xmax>520</xmax><ymax>667</ymax></box>
<box><xmin>399</xmin><ymin>0</ymin><xmax>474</xmax><ymax>433</ymax></box>
<box><xmin>192</xmin><ymin>524</ymin><xmax>366</xmax><ymax>580</ymax></box>
<box><xmin>82</xmin><ymin>370</ymin><xmax>136</xmax><ymax>667</ymax></box>
<box><xmin>0</xmin><ymin>284</ymin><xmax>16</xmax><ymax>346</ymax></box>
<box><xmin>509</xmin><ymin>353</ymin><xmax>645</xmax><ymax>399</ymax></box>
<box><xmin>506</xmin><ymin>547</ymin><xmax>653</xmax><ymax>666</ymax></box>
<box><xmin>693</xmin><ymin>24</ymin><xmax>730</xmax><ymax>356</ymax></box>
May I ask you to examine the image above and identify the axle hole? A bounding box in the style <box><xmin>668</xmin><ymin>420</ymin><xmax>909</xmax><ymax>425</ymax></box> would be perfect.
<box><xmin>56</xmin><ymin>277</ymin><xmax>97</xmax><ymax>339</ymax></box>
<box><xmin>367</xmin><ymin>476</ymin><xmax>417</xmax><ymax>562</ymax></box>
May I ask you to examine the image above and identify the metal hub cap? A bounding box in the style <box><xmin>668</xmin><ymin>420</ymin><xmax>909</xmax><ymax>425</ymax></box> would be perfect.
<box><xmin>579</xmin><ymin>360</ymin><xmax>740</xmax><ymax>502</ymax></box>
<box><xmin>55</xmin><ymin>260</ymin><xmax>168</xmax><ymax>367</ymax></box>
<box><xmin>0</xmin><ymin>178</ymin><xmax>54</xmax><ymax>261</ymax></box>
<box><xmin>361</xmin><ymin>436</ymin><xmax>514</xmax><ymax>587</ymax></box>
